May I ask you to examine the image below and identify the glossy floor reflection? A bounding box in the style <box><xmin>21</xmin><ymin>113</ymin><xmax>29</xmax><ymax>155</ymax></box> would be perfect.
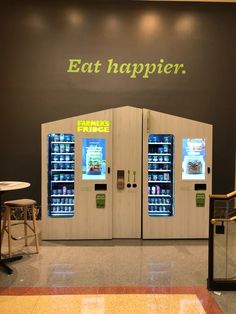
<box><xmin>0</xmin><ymin>237</ymin><xmax>235</xmax><ymax>313</ymax></box>
<box><xmin>0</xmin><ymin>238</ymin><xmax>208</xmax><ymax>287</ymax></box>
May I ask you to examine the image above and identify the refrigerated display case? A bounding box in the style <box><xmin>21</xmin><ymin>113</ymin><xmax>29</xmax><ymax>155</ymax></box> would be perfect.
<box><xmin>148</xmin><ymin>134</ymin><xmax>174</xmax><ymax>217</ymax></box>
<box><xmin>48</xmin><ymin>133</ymin><xmax>75</xmax><ymax>217</ymax></box>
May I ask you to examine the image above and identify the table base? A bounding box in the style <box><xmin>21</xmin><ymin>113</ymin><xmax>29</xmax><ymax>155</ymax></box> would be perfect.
<box><xmin>0</xmin><ymin>255</ymin><xmax>23</xmax><ymax>274</ymax></box>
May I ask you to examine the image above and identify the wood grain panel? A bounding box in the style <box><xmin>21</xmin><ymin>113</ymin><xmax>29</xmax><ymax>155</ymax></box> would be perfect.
<box><xmin>112</xmin><ymin>107</ymin><xmax>142</xmax><ymax>238</ymax></box>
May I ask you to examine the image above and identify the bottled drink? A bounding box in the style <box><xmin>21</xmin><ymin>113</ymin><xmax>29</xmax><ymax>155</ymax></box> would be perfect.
<box><xmin>60</xmin><ymin>144</ymin><xmax>65</xmax><ymax>153</ymax></box>
<box><xmin>62</xmin><ymin>186</ymin><xmax>67</xmax><ymax>195</ymax></box>
<box><xmin>65</xmin><ymin>144</ymin><xmax>70</xmax><ymax>153</ymax></box>
<box><xmin>54</xmin><ymin>144</ymin><xmax>59</xmax><ymax>153</ymax></box>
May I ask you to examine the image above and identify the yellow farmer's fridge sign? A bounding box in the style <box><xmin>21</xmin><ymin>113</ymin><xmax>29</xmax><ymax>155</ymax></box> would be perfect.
<box><xmin>77</xmin><ymin>120</ymin><xmax>110</xmax><ymax>133</ymax></box>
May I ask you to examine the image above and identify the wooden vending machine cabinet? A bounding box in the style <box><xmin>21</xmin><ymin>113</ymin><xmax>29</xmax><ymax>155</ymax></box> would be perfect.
<box><xmin>41</xmin><ymin>109</ymin><xmax>113</xmax><ymax>240</ymax></box>
<box><xmin>142</xmin><ymin>109</ymin><xmax>212</xmax><ymax>239</ymax></box>
<box><xmin>42</xmin><ymin>106</ymin><xmax>212</xmax><ymax>240</ymax></box>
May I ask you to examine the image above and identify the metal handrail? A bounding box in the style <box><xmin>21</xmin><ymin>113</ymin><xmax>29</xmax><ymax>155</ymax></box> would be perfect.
<box><xmin>211</xmin><ymin>215</ymin><xmax>236</xmax><ymax>224</ymax></box>
<box><xmin>209</xmin><ymin>190</ymin><xmax>236</xmax><ymax>200</ymax></box>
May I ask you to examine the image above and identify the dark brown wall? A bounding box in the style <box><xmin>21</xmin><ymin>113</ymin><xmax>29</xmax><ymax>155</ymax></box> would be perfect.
<box><xmin>0</xmin><ymin>1</ymin><xmax>235</xmax><ymax>202</ymax></box>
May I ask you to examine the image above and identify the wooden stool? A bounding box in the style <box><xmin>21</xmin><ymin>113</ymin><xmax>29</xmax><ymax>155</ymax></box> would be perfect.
<box><xmin>1</xmin><ymin>199</ymin><xmax>39</xmax><ymax>257</ymax></box>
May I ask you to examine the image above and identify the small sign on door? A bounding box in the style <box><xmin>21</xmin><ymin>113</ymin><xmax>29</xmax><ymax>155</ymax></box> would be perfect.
<box><xmin>96</xmin><ymin>194</ymin><xmax>106</xmax><ymax>208</ymax></box>
<box><xmin>196</xmin><ymin>193</ymin><xmax>205</xmax><ymax>207</ymax></box>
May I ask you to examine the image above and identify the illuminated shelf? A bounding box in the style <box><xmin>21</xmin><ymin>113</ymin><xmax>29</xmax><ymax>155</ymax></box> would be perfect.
<box><xmin>51</xmin><ymin>161</ymin><xmax>74</xmax><ymax>163</ymax></box>
<box><xmin>51</xmin><ymin>195</ymin><xmax>74</xmax><ymax>197</ymax></box>
<box><xmin>148</xmin><ymin>181</ymin><xmax>171</xmax><ymax>183</ymax></box>
<box><xmin>51</xmin><ymin>153</ymin><xmax>74</xmax><ymax>155</ymax></box>
<box><xmin>148</xmin><ymin>170</ymin><xmax>171</xmax><ymax>172</ymax></box>
<box><xmin>51</xmin><ymin>142</ymin><xmax>74</xmax><ymax>144</ymax></box>
<box><xmin>148</xmin><ymin>142</ymin><xmax>171</xmax><ymax>145</ymax></box>
<box><xmin>50</xmin><ymin>213</ymin><xmax>74</xmax><ymax>217</ymax></box>
<box><xmin>148</xmin><ymin>195</ymin><xmax>171</xmax><ymax>197</ymax></box>
<box><xmin>51</xmin><ymin>204</ymin><xmax>74</xmax><ymax>206</ymax></box>
<box><xmin>51</xmin><ymin>169</ymin><xmax>74</xmax><ymax>172</ymax></box>
<box><xmin>148</xmin><ymin>162</ymin><xmax>171</xmax><ymax>164</ymax></box>
<box><xmin>149</xmin><ymin>212</ymin><xmax>171</xmax><ymax>216</ymax></box>
<box><xmin>148</xmin><ymin>203</ymin><xmax>171</xmax><ymax>206</ymax></box>
<box><xmin>51</xmin><ymin>180</ymin><xmax>74</xmax><ymax>183</ymax></box>
<box><xmin>148</xmin><ymin>153</ymin><xmax>171</xmax><ymax>156</ymax></box>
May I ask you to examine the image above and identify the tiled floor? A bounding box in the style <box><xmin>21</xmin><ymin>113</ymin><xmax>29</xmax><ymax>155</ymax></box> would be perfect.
<box><xmin>0</xmin><ymin>238</ymin><xmax>235</xmax><ymax>313</ymax></box>
<box><xmin>0</xmin><ymin>294</ymin><xmax>206</xmax><ymax>314</ymax></box>
<box><xmin>0</xmin><ymin>287</ymin><xmax>221</xmax><ymax>314</ymax></box>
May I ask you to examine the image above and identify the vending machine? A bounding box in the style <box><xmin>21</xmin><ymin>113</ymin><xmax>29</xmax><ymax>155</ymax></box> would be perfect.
<box><xmin>143</xmin><ymin>109</ymin><xmax>212</xmax><ymax>239</ymax></box>
<box><xmin>41</xmin><ymin>109</ymin><xmax>113</xmax><ymax>240</ymax></box>
<box><xmin>42</xmin><ymin>106</ymin><xmax>212</xmax><ymax>240</ymax></box>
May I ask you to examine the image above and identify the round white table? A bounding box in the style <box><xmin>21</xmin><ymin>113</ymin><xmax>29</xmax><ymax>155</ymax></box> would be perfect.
<box><xmin>0</xmin><ymin>181</ymin><xmax>30</xmax><ymax>274</ymax></box>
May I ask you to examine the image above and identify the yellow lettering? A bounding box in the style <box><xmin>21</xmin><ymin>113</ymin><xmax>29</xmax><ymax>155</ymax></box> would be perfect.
<box><xmin>67</xmin><ymin>59</ymin><xmax>81</xmax><ymax>72</ymax></box>
<box><xmin>173</xmin><ymin>64</ymin><xmax>185</xmax><ymax>74</ymax></box>
<box><xmin>164</xmin><ymin>64</ymin><xmax>174</xmax><ymax>74</ymax></box>
<box><xmin>81</xmin><ymin>62</ymin><xmax>94</xmax><ymax>73</ymax></box>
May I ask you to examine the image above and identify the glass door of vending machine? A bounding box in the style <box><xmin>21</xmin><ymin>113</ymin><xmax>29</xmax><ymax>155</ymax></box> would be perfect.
<box><xmin>148</xmin><ymin>134</ymin><xmax>174</xmax><ymax>217</ymax></box>
<box><xmin>48</xmin><ymin>134</ymin><xmax>75</xmax><ymax>217</ymax></box>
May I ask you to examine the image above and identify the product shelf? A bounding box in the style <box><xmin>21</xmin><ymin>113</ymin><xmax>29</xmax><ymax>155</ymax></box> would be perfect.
<box><xmin>50</xmin><ymin>213</ymin><xmax>74</xmax><ymax>217</ymax></box>
<box><xmin>148</xmin><ymin>142</ymin><xmax>171</xmax><ymax>145</ymax></box>
<box><xmin>148</xmin><ymin>162</ymin><xmax>171</xmax><ymax>164</ymax></box>
<box><xmin>148</xmin><ymin>181</ymin><xmax>171</xmax><ymax>183</ymax></box>
<box><xmin>51</xmin><ymin>153</ymin><xmax>74</xmax><ymax>155</ymax></box>
<box><xmin>51</xmin><ymin>195</ymin><xmax>74</xmax><ymax>197</ymax></box>
<box><xmin>51</xmin><ymin>169</ymin><xmax>74</xmax><ymax>172</ymax></box>
<box><xmin>51</xmin><ymin>142</ymin><xmax>74</xmax><ymax>144</ymax></box>
<box><xmin>148</xmin><ymin>212</ymin><xmax>171</xmax><ymax>216</ymax></box>
<box><xmin>51</xmin><ymin>180</ymin><xmax>74</xmax><ymax>183</ymax></box>
<box><xmin>51</xmin><ymin>161</ymin><xmax>74</xmax><ymax>163</ymax></box>
<box><xmin>148</xmin><ymin>153</ymin><xmax>171</xmax><ymax>156</ymax></box>
<box><xmin>148</xmin><ymin>194</ymin><xmax>171</xmax><ymax>197</ymax></box>
<box><xmin>51</xmin><ymin>204</ymin><xmax>74</xmax><ymax>206</ymax></box>
<box><xmin>148</xmin><ymin>203</ymin><xmax>171</xmax><ymax>206</ymax></box>
<box><xmin>148</xmin><ymin>170</ymin><xmax>171</xmax><ymax>172</ymax></box>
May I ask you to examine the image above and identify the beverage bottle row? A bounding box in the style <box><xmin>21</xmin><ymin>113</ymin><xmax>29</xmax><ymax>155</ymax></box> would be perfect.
<box><xmin>148</xmin><ymin>197</ymin><xmax>171</xmax><ymax>204</ymax></box>
<box><xmin>148</xmin><ymin>163</ymin><xmax>170</xmax><ymax>170</ymax></box>
<box><xmin>148</xmin><ymin>173</ymin><xmax>170</xmax><ymax>181</ymax></box>
<box><xmin>51</xmin><ymin>206</ymin><xmax>74</xmax><ymax>212</ymax></box>
<box><xmin>148</xmin><ymin>145</ymin><xmax>170</xmax><ymax>154</ymax></box>
<box><xmin>51</xmin><ymin>134</ymin><xmax>74</xmax><ymax>142</ymax></box>
<box><xmin>52</xmin><ymin>155</ymin><xmax>74</xmax><ymax>162</ymax></box>
<box><xmin>52</xmin><ymin>187</ymin><xmax>74</xmax><ymax>195</ymax></box>
<box><xmin>52</xmin><ymin>174</ymin><xmax>74</xmax><ymax>181</ymax></box>
<box><xmin>52</xmin><ymin>144</ymin><xmax>74</xmax><ymax>153</ymax></box>
<box><xmin>148</xmin><ymin>185</ymin><xmax>170</xmax><ymax>195</ymax></box>
<box><xmin>148</xmin><ymin>135</ymin><xmax>170</xmax><ymax>143</ymax></box>
<box><xmin>149</xmin><ymin>205</ymin><xmax>170</xmax><ymax>212</ymax></box>
<box><xmin>52</xmin><ymin>198</ymin><xmax>74</xmax><ymax>204</ymax></box>
<box><xmin>52</xmin><ymin>163</ymin><xmax>74</xmax><ymax>170</ymax></box>
<box><xmin>148</xmin><ymin>155</ymin><xmax>170</xmax><ymax>162</ymax></box>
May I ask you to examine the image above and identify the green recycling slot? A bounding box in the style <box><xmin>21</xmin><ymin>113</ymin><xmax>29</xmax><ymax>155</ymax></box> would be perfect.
<box><xmin>96</xmin><ymin>194</ymin><xmax>106</xmax><ymax>208</ymax></box>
